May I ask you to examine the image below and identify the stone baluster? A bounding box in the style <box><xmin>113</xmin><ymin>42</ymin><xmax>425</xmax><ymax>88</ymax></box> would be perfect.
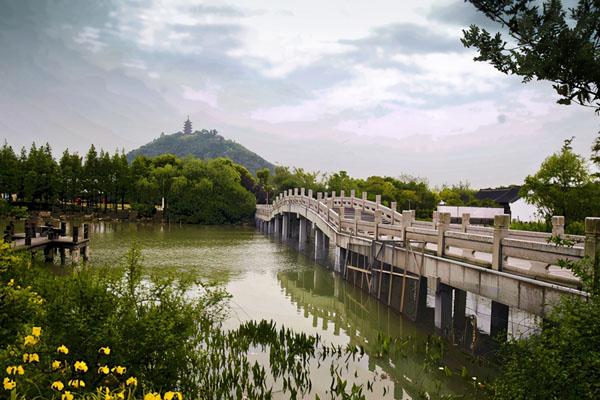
<box><xmin>492</xmin><ymin>214</ymin><xmax>510</xmax><ymax>271</ymax></box>
<box><xmin>552</xmin><ymin>216</ymin><xmax>565</xmax><ymax>237</ymax></box>
<box><xmin>437</xmin><ymin>212</ymin><xmax>451</xmax><ymax>256</ymax></box>
<box><xmin>461</xmin><ymin>213</ymin><xmax>470</xmax><ymax>233</ymax></box>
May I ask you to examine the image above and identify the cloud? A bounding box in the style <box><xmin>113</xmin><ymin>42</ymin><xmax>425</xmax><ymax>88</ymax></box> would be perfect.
<box><xmin>74</xmin><ymin>26</ymin><xmax>106</xmax><ymax>53</ymax></box>
<box><xmin>181</xmin><ymin>84</ymin><xmax>219</xmax><ymax>108</ymax></box>
<box><xmin>341</xmin><ymin>22</ymin><xmax>464</xmax><ymax>55</ymax></box>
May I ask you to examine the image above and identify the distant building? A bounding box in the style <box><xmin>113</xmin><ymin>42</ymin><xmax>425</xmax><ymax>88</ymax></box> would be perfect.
<box><xmin>183</xmin><ymin>116</ymin><xmax>193</xmax><ymax>135</ymax></box>
<box><xmin>475</xmin><ymin>186</ymin><xmax>539</xmax><ymax>221</ymax></box>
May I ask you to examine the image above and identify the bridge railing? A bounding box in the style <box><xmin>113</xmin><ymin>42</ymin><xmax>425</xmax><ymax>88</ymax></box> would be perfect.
<box><xmin>258</xmin><ymin>188</ymin><xmax>600</xmax><ymax>290</ymax></box>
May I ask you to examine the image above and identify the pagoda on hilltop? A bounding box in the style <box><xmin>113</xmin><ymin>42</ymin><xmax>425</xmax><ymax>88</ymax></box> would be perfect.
<box><xmin>183</xmin><ymin>116</ymin><xmax>193</xmax><ymax>135</ymax></box>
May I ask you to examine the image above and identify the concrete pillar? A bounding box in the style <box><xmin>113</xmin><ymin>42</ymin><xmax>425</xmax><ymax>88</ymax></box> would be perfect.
<box><xmin>584</xmin><ymin>217</ymin><xmax>600</xmax><ymax>291</ymax></box>
<box><xmin>490</xmin><ymin>300</ymin><xmax>509</xmax><ymax>340</ymax></box>
<box><xmin>334</xmin><ymin>246</ymin><xmax>346</xmax><ymax>273</ymax></box>
<box><xmin>315</xmin><ymin>229</ymin><xmax>323</xmax><ymax>259</ymax></box>
<box><xmin>299</xmin><ymin>217</ymin><xmax>308</xmax><ymax>250</ymax></box>
<box><xmin>492</xmin><ymin>214</ymin><xmax>510</xmax><ymax>271</ymax></box>
<box><xmin>461</xmin><ymin>213</ymin><xmax>470</xmax><ymax>233</ymax></box>
<box><xmin>437</xmin><ymin>212</ymin><xmax>451</xmax><ymax>256</ymax></box>
<box><xmin>416</xmin><ymin>276</ymin><xmax>428</xmax><ymax>321</ymax></box>
<box><xmin>282</xmin><ymin>213</ymin><xmax>289</xmax><ymax>239</ymax></box>
<box><xmin>323</xmin><ymin>234</ymin><xmax>330</xmax><ymax>258</ymax></box>
<box><xmin>552</xmin><ymin>216</ymin><xmax>565</xmax><ymax>237</ymax></box>
<box><xmin>434</xmin><ymin>280</ymin><xmax>453</xmax><ymax>334</ymax></box>
<box><xmin>453</xmin><ymin>288</ymin><xmax>467</xmax><ymax>338</ymax></box>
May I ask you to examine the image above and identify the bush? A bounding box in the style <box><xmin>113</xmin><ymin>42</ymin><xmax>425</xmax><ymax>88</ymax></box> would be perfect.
<box><xmin>130</xmin><ymin>203</ymin><xmax>156</xmax><ymax>218</ymax></box>
<box><xmin>0</xmin><ymin>244</ymin><xmax>376</xmax><ymax>399</ymax></box>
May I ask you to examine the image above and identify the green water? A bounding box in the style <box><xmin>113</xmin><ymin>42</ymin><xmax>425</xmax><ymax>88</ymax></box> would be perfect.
<box><xmin>83</xmin><ymin>222</ymin><xmax>491</xmax><ymax>399</ymax></box>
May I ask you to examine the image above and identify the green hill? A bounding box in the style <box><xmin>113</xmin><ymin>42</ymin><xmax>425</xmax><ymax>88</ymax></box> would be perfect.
<box><xmin>127</xmin><ymin>129</ymin><xmax>274</xmax><ymax>174</ymax></box>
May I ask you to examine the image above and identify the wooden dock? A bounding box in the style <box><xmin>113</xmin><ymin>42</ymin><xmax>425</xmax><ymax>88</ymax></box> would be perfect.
<box><xmin>4</xmin><ymin>221</ymin><xmax>91</xmax><ymax>264</ymax></box>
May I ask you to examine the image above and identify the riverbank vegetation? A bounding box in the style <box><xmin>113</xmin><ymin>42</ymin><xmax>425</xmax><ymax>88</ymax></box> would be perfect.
<box><xmin>0</xmin><ymin>243</ymin><xmax>388</xmax><ymax>399</ymax></box>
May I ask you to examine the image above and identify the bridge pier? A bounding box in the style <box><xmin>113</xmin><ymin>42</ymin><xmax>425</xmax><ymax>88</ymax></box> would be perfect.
<box><xmin>298</xmin><ymin>217</ymin><xmax>308</xmax><ymax>250</ymax></box>
<box><xmin>282</xmin><ymin>213</ymin><xmax>290</xmax><ymax>239</ymax></box>
<box><xmin>453</xmin><ymin>288</ymin><xmax>467</xmax><ymax>342</ymax></box>
<box><xmin>490</xmin><ymin>300</ymin><xmax>509</xmax><ymax>340</ymax></box>
<box><xmin>434</xmin><ymin>280</ymin><xmax>453</xmax><ymax>335</ymax></box>
<box><xmin>334</xmin><ymin>246</ymin><xmax>346</xmax><ymax>274</ymax></box>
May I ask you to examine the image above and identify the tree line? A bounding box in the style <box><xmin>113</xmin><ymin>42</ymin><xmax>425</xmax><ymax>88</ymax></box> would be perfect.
<box><xmin>0</xmin><ymin>142</ymin><xmax>257</xmax><ymax>224</ymax></box>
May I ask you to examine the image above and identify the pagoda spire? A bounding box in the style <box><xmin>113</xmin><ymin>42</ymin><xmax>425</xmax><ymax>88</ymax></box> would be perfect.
<box><xmin>183</xmin><ymin>116</ymin><xmax>192</xmax><ymax>135</ymax></box>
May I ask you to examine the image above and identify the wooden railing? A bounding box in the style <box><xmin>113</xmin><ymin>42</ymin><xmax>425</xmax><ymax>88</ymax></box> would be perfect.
<box><xmin>256</xmin><ymin>188</ymin><xmax>599</xmax><ymax>290</ymax></box>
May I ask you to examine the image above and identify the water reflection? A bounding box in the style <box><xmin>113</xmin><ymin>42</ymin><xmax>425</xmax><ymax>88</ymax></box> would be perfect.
<box><xmin>72</xmin><ymin>222</ymin><xmax>492</xmax><ymax>398</ymax></box>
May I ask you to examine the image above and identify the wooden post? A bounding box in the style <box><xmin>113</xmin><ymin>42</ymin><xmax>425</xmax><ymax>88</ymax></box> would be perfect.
<box><xmin>437</xmin><ymin>212</ymin><xmax>451</xmax><ymax>256</ymax></box>
<box><xmin>552</xmin><ymin>216</ymin><xmax>565</xmax><ymax>237</ymax></box>
<box><xmin>492</xmin><ymin>214</ymin><xmax>510</xmax><ymax>271</ymax></box>
<box><xmin>585</xmin><ymin>217</ymin><xmax>600</xmax><ymax>292</ymax></box>
<box><xmin>461</xmin><ymin>213</ymin><xmax>470</xmax><ymax>233</ymax></box>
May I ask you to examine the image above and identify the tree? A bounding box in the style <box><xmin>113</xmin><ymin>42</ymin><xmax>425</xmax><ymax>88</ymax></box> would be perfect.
<box><xmin>0</xmin><ymin>142</ymin><xmax>19</xmax><ymax>199</ymax></box>
<box><xmin>462</xmin><ymin>0</ymin><xmax>600</xmax><ymax>111</ymax></box>
<box><xmin>520</xmin><ymin>138</ymin><xmax>599</xmax><ymax>224</ymax></box>
<box><xmin>58</xmin><ymin>149</ymin><xmax>83</xmax><ymax>205</ymax></box>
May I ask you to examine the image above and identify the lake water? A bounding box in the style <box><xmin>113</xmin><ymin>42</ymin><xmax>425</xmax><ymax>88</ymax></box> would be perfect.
<box><xmin>81</xmin><ymin>222</ymin><xmax>493</xmax><ymax>399</ymax></box>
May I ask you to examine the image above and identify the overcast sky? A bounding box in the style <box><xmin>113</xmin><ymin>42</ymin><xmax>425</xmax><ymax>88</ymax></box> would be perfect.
<box><xmin>0</xmin><ymin>0</ymin><xmax>597</xmax><ymax>187</ymax></box>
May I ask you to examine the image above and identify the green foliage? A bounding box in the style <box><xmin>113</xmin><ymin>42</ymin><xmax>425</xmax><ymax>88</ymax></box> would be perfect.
<box><xmin>462</xmin><ymin>0</ymin><xmax>600</xmax><ymax>112</ymax></box>
<box><xmin>509</xmin><ymin>220</ymin><xmax>551</xmax><ymax>233</ymax></box>
<box><xmin>126</xmin><ymin>130</ymin><xmax>274</xmax><ymax>175</ymax></box>
<box><xmin>493</xmin><ymin>294</ymin><xmax>600</xmax><ymax>399</ymax></box>
<box><xmin>0</xmin><ymin>244</ymin><xmax>377</xmax><ymax>399</ymax></box>
<box><xmin>521</xmin><ymin>138</ymin><xmax>600</xmax><ymax>225</ymax></box>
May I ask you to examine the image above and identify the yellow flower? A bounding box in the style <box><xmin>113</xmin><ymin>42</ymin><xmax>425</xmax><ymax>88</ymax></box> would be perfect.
<box><xmin>32</xmin><ymin>327</ymin><xmax>42</xmax><ymax>337</ymax></box>
<box><xmin>99</xmin><ymin>346</ymin><xmax>111</xmax><ymax>355</ymax></box>
<box><xmin>111</xmin><ymin>366</ymin><xmax>126</xmax><ymax>375</ymax></box>
<box><xmin>57</xmin><ymin>345</ymin><xmax>69</xmax><ymax>354</ymax></box>
<box><xmin>164</xmin><ymin>391</ymin><xmax>183</xmax><ymax>400</ymax></box>
<box><xmin>51</xmin><ymin>381</ymin><xmax>65</xmax><ymax>391</ymax></box>
<box><xmin>52</xmin><ymin>360</ymin><xmax>62</xmax><ymax>370</ymax></box>
<box><xmin>117</xmin><ymin>392</ymin><xmax>125</xmax><ymax>400</ymax></box>
<box><xmin>23</xmin><ymin>353</ymin><xmax>40</xmax><ymax>363</ymax></box>
<box><xmin>62</xmin><ymin>391</ymin><xmax>74</xmax><ymax>400</ymax></box>
<box><xmin>98</xmin><ymin>365</ymin><xmax>109</xmax><ymax>375</ymax></box>
<box><xmin>68</xmin><ymin>379</ymin><xmax>85</xmax><ymax>388</ymax></box>
<box><xmin>8</xmin><ymin>279</ymin><xmax>14</xmax><ymax>286</ymax></box>
<box><xmin>144</xmin><ymin>393</ymin><xmax>161</xmax><ymax>400</ymax></box>
<box><xmin>74</xmin><ymin>361</ymin><xmax>88</xmax><ymax>373</ymax></box>
<box><xmin>3</xmin><ymin>377</ymin><xmax>16</xmax><ymax>390</ymax></box>
<box><xmin>24</xmin><ymin>335</ymin><xmax>38</xmax><ymax>346</ymax></box>
<box><xmin>126</xmin><ymin>377</ymin><xmax>138</xmax><ymax>387</ymax></box>
<box><xmin>6</xmin><ymin>365</ymin><xmax>24</xmax><ymax>375</ymax></box>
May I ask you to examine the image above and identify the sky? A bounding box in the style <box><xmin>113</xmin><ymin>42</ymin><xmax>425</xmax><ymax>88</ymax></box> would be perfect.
<box><xmin>0</xmin><ymin>0</ymin><xmax>598</xmax><ymax>187</ymax></box>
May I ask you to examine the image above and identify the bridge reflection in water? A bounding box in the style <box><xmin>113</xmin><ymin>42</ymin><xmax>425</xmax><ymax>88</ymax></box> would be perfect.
<box><xmin>276</xmin><ymin>252</ymin><xmax>495</xmax><ymax>399</ymax></box>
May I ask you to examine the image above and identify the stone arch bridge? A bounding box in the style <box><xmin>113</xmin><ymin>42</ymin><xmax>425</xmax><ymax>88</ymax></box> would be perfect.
<box><xmin>255</xmin><ymin>188</ymin><xmax>599</xmax><ymax>339</ymax></box>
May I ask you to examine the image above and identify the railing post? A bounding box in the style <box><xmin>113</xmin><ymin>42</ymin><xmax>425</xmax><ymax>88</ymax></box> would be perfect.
<box><xmin>585</xmin><ymin>217</ymin><xmax>600</xmax><ymax>292</ymax></box>
<box><xmin>375</xmin><ymin>194</ymin><xmax>381</xmax><ymax>209</ymax></box>
<box><xmin>350</xmin><ymin>189</ymin><xmax>355</xmax><ymax>198</ymax></box>
<box><xmin>339</xmin><ymin>206</ymin><xmax>345</xmax><ymax>232</ymax></box>
<box><xmin>437</xmin><ymin>212</ymin><xmax>451</xmax><ymax>256</ymax></box>
<box><xmin>402</xmin><ymin>210</ymin><xmax>414</xmax><ymax>246</ymax></box>
<box><xmin>552</xmin><ymin>216</ymin><xmax>565</xmax><ymax>237</ymax></box>
<box><xmin>461</xmin><ymin>213</ymin><xmax>470</xmax><ymax>233</ymax></box>
<box><xmin>308</xmin><ymin>189</ymin><xmax>313</xmax><ymax>198</ymax></box>
<box><xmin>374</xmin><ymin>209</ymin><xmax>382</xmax><ymax>240</ymax></box>
<box><xmin>294</xmin><ymin>188</ymin><xmax>299</xmax><ymax>196</ymax></box>
<box><xmin>362</xmin><ymin>191</ymin><xmax>367</xmax><ymax>210</ymax></box>
<box><xmin>390</xmin><ymin>202</ymin><xmax>397</xmax><ymax>224</ymax></box>
<box><xmin>354</xmin><ymin>206</ymin><xmax>360</xmax><ymax>234</ymax></box>
<box><xmin>492</xmin><ymin>214</ymin><xmax>510</xmax><ymax>271</ymax></box>
<box><xmin>300</xmin><ymin>187</ymin><xmax>305</xmax><ymax>197</ymax></box>
<box><xmin>433</xmin><ymin>211</ymin><xmax>439</xmax><ymax>227</ymax></box>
